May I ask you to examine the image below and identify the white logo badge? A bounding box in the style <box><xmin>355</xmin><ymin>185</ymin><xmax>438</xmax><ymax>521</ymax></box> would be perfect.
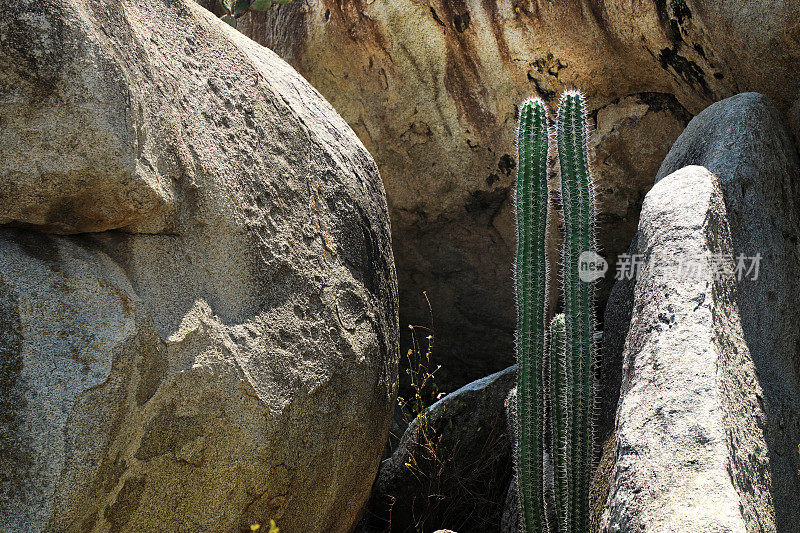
<box><xmin>578</xmin><ymin>251</ymin><xmax>608</xmax><ymax>282</ymax></box>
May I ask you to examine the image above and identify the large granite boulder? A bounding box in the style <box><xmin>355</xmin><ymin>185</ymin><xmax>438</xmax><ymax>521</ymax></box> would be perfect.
<box><xmin>238</xmin><ymin>0</ymin><xmax>800</xmax><ymax>391</ymax></box>
<box><xmin>600</xmin><ymin>166</ymin><xmax>762</xmax><ymax>531</ymax></box>
<box><xmin>601</xmin><ymin>93</ymin><xmax>800</xmax><ymax>531</ymax></box>
<box><xmin>0</xmin><ymin>1</ymin><xmax>398</xmax><ymax>531</ymax></box>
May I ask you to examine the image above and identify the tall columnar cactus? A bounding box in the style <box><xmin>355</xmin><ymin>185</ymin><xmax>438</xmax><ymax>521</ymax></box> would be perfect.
<box><xmin>513</xmin><ymin>90</ymin><xmax>597</xmax><ymax>533</ymax></box>
<box><xmin>513</xmin><ymin>97</ymin><xmax>550</xmax><ymax>533</ymax></box>
<box><xmin>556</xmin><ymin>89</ymin><xmax>597</xmax><ymax>533</ymax></box>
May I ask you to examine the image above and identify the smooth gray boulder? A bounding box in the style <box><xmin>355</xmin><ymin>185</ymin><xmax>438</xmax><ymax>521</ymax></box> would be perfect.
<box><xmin>602</xmin><ymin>92</ymin><xmax>800</xmax><ymax>532</ymax></box>
<box><xmin>0</xmin><ymin>1</ymin><xmax>398</xmax><ymax>532</ymax></box>
<box><xmin>362</xmin><ymin>366</ymin><xmax>516</xmax><ymax>533</ymax></box>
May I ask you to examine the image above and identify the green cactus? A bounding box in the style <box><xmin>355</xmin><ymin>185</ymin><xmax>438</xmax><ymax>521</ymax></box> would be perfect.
<box><xmin>513</xmin><ymin>97</ymin><xmax>550</xmax><ymax>533</ymax></box>
<box><xmin>513</xmin><ymin>90</ymin><xmax>597</xmax><ymax>533</ymax></box>
<box><xmin>556</xmin><ymin>90</ymin><xmax>597</xmax><ymax>533</ymax></box>
<box><xmin>548</xmin><ymin>313</ymin><xmax>569</xmax><ymax>533</ymax></box>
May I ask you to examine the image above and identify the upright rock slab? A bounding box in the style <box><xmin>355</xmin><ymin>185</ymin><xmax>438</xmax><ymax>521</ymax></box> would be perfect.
<box><xmin>239</xmin><ymin>0</ymin><xmax>800</xmax><ymax>390</ymax></box>
<box><xmin>602</xmin><ymin>93</ymin><xmax>800</xmax><ymax>532</ymax></box>
<box><xmin>0</xmin><ymin>1</ymin><xmax>398</xmax><ymax>531</ymax></box>
<box><xmin>601</xmin><ymin>166</ymin><xmax>764</xmax><ymax>531</ymax></box>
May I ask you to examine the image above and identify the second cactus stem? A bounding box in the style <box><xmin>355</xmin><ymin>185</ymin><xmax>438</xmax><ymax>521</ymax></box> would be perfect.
<box><xmin>549</xmin><ymin>314</ymin><xmax>568</xmax><ymax>532</ymax></box>
<box><xmin>556</xmin><ymin>90</ymin><xmax>597</xmax><ymax>533</ymax></box>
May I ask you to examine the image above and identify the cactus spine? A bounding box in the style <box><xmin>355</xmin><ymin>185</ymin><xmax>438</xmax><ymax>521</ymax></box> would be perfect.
<box><xmin>556</xmin><ymin>90</ymin><xmax>597</xmax><ymax>533</ymax></box>
<box><xmin>513</xmin><ymin>97</ymin><xmax>550</xmax><ymax>533</ymax></box>
<box><xmin>513</xmin><ymin>90</ymin><xmax>597</xmax><ymax>533</ymax></box>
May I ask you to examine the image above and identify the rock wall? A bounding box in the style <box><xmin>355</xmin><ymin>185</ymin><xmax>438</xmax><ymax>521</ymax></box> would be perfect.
<box><xmin>239</xmin><ymin>0</ymin><xmax>800</xmax><ymax>389</ymax></box>
<box><xmin>0</xmin><ymin>1</ymin><xmax>398</xmax><ymax>531</ymax></box>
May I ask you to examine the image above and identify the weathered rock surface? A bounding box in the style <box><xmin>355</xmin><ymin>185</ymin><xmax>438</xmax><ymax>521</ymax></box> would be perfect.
<box><xmin>601</xmin><ymin>93</ymin><xmax>800</xmax><ymax>532</ymax></box>
<box><xmin>362</xmin><ymin>366</ymin><xmax>515</xmax><ymax>533</ymax></box>
<box><xmin>600</xmin><ymin>166</ymin><xmax>762</xmax><ymax>531</ymax></box>
<box><xmin>0</xmin><ymin>1</ymin><xmax>397</xmax><ymax>532</ymax></box>
<box><xmin>499</xmin><ymin>476</ymin><xmax>519</xmax><ymax>533</ymax></box>
<box><xmin>599</xmin><ymin>92</ymin><xmax>800</xmax><ymax>442</ymax></box>
<box><xmin>239</xmin><ymin>0</ymin><xmax>800</xmax><ymax>391</ymax></box>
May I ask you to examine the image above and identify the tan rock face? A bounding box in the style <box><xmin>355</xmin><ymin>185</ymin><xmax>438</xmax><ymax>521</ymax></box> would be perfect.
<box><xmin>240</xmin><ymin>0</ymin><xmax>800</xmax><ymax>388</ymax></box>
<box><xmin>0</xmin><ymin>1</ymin><xmax>170</xmax><ymax>233</ymax></box>
<box><xmin>0</xmin><ymin>1</ymin><xmax>398</xmax><ymax>532</ymax></box>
